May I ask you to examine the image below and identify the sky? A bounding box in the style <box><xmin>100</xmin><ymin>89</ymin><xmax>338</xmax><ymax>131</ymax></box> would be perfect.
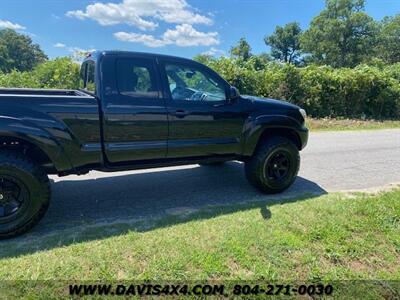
<box><xmin>0</xmin><ymin>0</ymin><xmax>399</xmax><ymax>60</ymax></box>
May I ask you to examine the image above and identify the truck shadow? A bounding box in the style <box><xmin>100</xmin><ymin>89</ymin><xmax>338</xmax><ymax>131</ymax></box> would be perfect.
<box><xmin>0</xmin><ymin>161</ymin><xmax>326</xmax><ymax>259</ymax></box>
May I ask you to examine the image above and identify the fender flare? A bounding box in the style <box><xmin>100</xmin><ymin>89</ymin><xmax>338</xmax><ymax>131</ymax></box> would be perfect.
<box><xmin>241</xmin><ymin>114</ymin><xmax>303</xmax><ymax>156</ymax></box>
<box><xmin>0</xmin><ymin>116</ymin><xmax>73</xmax><ymax>171</ymax></box>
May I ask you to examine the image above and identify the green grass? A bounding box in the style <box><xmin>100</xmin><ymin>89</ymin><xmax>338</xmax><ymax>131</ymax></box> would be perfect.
<box><xmin>0</xmin><ymin>189</ymin><xmax>399</xmax><ymax>298</ymax></box>
<box><xmin>307</xmin><ymin>118</ymin><xmax>400</xmax><ymax>131</ymax></box>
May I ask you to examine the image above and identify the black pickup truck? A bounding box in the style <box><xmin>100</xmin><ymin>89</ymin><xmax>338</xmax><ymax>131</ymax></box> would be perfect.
<box><xmin>0</xmin><ymin>50</ymin><xmax>308</xmax><ymax>238</ymax></box>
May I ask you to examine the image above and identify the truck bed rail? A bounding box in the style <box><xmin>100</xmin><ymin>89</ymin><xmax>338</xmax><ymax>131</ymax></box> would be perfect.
<box><xmin>0</xmin><ymin>87</ymin><xmax>90</xmax><ymax>97</ymax></box>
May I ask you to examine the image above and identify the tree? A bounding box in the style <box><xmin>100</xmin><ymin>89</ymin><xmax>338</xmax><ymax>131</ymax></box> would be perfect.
<box><xmin>193</xmin><ymin>54</ymin><xmax>214</xmax><ymax>65</ymax></box>
<box><xmin>230</xmin><ymin>38</ymin><xmax>252</xmax><ymax>60</ymax></box>
<box><xmin>0</xmin><ymin>29</ymin><xmax>47</xmax><ymax>73</ymax></box>
<box><xmin>264</xmin><ymin>22</ymin><xmax>302</xmax><ymax>64</ymax></box>
<box><xmin>301</xmin><ymin>0</ymin><xmax>379</xmax><ymax>67</ymax></box>
<box><xmin>0</xmin><ymin>44</ymin><xmax>10</xmax><ymax>71</ymax></box>
<box><xmin>249</xmin><ymin>53</ymin><xmax>273</xmax><ymax>70</ymax></box>
<box><xmin>375</xmin><ymin>15</ymin><xmax>400</xmax><ymax>64</ymax></box>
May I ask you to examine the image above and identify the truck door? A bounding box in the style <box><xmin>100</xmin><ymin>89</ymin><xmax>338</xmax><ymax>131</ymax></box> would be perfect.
<box><xmin>102</xmin><ymin>55</ymin><xmax>168</xmax><ymax>164</ymax></box>
<box><xmin>159</xmin><ymin>59</ymin><xmax>245</xmax><ymax>158</ymax></box>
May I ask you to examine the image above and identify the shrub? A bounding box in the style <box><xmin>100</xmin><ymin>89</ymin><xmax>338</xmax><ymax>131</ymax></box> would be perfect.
<box><xmin>201</xmin><ymin>58</ymin><xmax>400</xmax><ymax>119</ymax></box>
<box><xmin>0</xmin><ymin>70</ymin><xmax>39</xmax><ymax>88</ymax></box>
<box><xmin>0</xmin><ymin>57</ymin><xmax>80</xmax><ymax>89</ymax></box>
<box><xmin>33</xmin><ymin>57</ymin><xmax>80</xmax><ymax>89</ymax></box>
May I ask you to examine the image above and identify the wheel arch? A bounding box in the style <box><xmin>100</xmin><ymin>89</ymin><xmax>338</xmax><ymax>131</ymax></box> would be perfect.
<box><xmin>0</xmin><ymin>136</ymin><xmax>55</xmax><ymax>173</ymax></box>
<box><xmin>256</xmin><ymin>127</ymin><xmax>301</xmax><ymax>151</ymax></box>
<box><xmin>0</xmin><ymin>118</ymin><xmax>73</xmax><ymax>173</ymax></box>
<box><xmin>242</xmin><ymin>115</ymin><xmax>303</xmax><ymax>157</ymax></box>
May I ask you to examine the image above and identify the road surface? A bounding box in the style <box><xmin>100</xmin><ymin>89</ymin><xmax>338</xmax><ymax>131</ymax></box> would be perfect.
<box><xmin>39</xmin><ymin>129</ymin><xmax>399</xmax><ymax>231</ymax></box>
<box><xmin>299</xmin><ymin>129</ymin><xmax>400</xmax><ymax>191</ymax></box>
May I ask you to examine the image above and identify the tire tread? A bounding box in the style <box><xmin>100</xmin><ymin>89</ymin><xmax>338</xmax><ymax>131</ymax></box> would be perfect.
<box><xmin>0</xmin><ymin>150</ymin><xmax>50</xmax><ymax>239</ymax></box>
<box><xmin>245</xmin><ymin>136</ymin><xmax>300</xmax><ymax>194</ymax></box>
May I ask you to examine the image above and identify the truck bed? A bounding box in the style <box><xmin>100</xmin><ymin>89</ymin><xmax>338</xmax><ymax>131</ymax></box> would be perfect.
<box><xmin>0</xmin><ymin>87</ymin><xmax>91</xmax><ymax>97</ymax></box>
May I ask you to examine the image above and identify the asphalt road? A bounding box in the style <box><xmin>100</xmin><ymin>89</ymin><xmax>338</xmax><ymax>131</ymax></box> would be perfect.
<box><xmin>37</xmin><ymin>129</ymin><xmax>399</xmax><ymax>233</ymax></box>
<box><xmin>299</xmin><ymin>129</ymin><xmax>400</xmax><ymax>191</ymax></box>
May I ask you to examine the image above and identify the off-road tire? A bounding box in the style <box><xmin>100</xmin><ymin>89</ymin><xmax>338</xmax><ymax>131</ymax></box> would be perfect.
<box><xmin>0</xmin><ymin>151</ymin><xmax>50</xmax><ymax>239</ymax></box>
<box><xmin>245</xmin><ymin>137</ymin><xmax>300</xmax><ymax>194</ymax></box>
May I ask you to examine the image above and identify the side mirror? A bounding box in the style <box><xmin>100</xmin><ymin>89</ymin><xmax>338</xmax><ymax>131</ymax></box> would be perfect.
<box><xmin>228</xmin><ymin>86</ymin><xmax>240</xmax><ymax>102</ymax></box>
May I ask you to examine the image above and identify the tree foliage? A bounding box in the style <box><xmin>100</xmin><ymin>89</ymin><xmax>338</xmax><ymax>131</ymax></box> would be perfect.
<box><xmin>230</xmin><ymin>38</ymin><xmax>252</xmax><ymax>60</ymax></box>
<box><xmin>0</xmin><ymin>29</ymin><xmax>47</xmax><ymax>73</ymax></box>
<box><xmin>264</xmin><ymin>22</ymin><xmax>302</xmax><ymax>64</ymax></box>
<box><xmin>301</xmin><ymin>0</ymin><xmax>379</xmax><ymax>67</ymax></box>
<box><xmin>375</xmin><ymin>15</ymin><xmax>400</xmax><ymax>64</ymax></box>
<box><xmin>0</xmin><ymin>57</ymin><xmax>80</xmax><ymax>89</ymax></box>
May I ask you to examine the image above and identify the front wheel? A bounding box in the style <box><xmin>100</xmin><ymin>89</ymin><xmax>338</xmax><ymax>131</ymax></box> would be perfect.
<box><xmin>0</xmin><ymin>151</ymin><xmax>50</xmax><ymax>239</ymax></box>
<box><xmin>245</xmin><ymin>137</ymin><xmax>300</xmax><ymax>194</ymax></box>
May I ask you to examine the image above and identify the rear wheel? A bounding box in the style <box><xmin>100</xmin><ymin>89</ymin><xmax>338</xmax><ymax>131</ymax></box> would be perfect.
<box><xmin>0</xmin><ymin>151</ymin><xmax>50</xmax><ymax>239</ymax></box>
<box><xmin>245</xmin><ymin>137</ymin><xmax>300</xmax><ymax>194</ymax></box>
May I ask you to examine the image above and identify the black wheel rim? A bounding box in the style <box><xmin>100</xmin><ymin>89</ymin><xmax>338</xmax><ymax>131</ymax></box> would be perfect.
<box><xmin>264</xmin><ymin>150</ymin><xmax>291</xmax><ymax>181</ymax></box>
<box><xmin>0</xmin><ymin>177</ymin><xmax>26</xmax><ymax>218</ymax></box>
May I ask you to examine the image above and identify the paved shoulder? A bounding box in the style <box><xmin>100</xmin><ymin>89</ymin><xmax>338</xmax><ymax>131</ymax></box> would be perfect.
<box><xmin>300</xmin><ymin>129</ymin><xmax>400</xmax><ymax>191</ymax></box>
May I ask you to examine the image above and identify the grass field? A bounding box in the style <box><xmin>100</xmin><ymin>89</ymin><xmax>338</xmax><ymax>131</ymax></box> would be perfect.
<box><xmin>0</xmin><ymin>189</ymin><xmax>399</xmax><ymax>298</ymax></box>
<box><xmin>307</xmin><ymin>118</ymin><xmax>400</xmax><ymax>131</ymax></box>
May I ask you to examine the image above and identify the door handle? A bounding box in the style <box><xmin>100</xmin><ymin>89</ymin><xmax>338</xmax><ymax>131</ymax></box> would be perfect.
<box><xmin>174</xmin><ymin>110</ymin><xmax>189</xmax><ymax>118</ymax></box>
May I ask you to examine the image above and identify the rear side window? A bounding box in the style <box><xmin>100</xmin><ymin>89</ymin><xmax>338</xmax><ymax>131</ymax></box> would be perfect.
<box><xmin>79</xmin><ymin>64</ymin><xmax>86</xmax><ymax>89</ymax></box>
<box><xmin>80</xmin><ymin>61</ymin><xmax>96</xmax><ymax>93</ymax></box>
<box><xmin>86</xmin><ymin>61</ymin><xmax>96</xmax><ymax>93</ymax></box>
<box><xmin>116</xmin><ymin>58</ymin><xmax>159</xmax><ymax>98</ymax></box>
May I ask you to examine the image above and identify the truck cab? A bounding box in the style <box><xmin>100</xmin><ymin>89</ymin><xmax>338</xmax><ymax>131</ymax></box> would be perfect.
<box><xmin>81</xmin><ymin>51</ymin><xmax>307</xmax><ymax>168</ymax></box>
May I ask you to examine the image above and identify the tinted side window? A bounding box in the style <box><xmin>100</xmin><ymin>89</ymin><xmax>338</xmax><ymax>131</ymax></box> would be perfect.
<box><xmin>165</xmin><ymin>63</ymin><xmax>226</xmax><ymax>102</ymax></box>
<box><xmin>86</xmin><ymin>61</ymin><xmax>96</xmax><ymax>93</ymax></box>
<box><xmin>116</xmin><ymin>58</ymin><xmax>158</xmax><ymax>98</ymax></box>
<box><xmin>79</xmin><ymin>63</ymin><xmax>86</xmax><ymax>90</ymax></box>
